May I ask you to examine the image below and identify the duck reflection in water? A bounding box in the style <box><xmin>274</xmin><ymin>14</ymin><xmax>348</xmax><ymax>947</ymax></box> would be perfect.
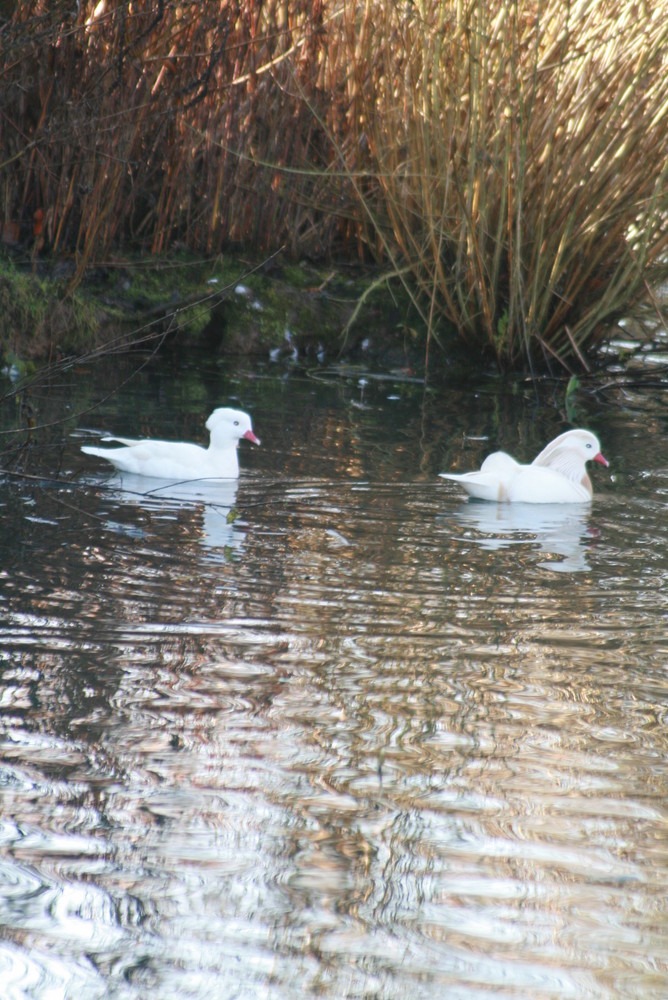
<box><xmin>101</xmin><ymin>474</ymin><xmax>246</xmax><ymax>559</ymax></box>
<box><xmin>448</xmin><ymin>501</ymin><xmax>598</xmax><ymax>572</ymax></box>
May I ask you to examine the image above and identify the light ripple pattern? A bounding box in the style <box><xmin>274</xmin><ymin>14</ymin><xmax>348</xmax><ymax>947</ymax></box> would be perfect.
<box><xmin>0</xmin><ymin>360</ymin><xmax>667</xmax><ymax>999</ymax></box>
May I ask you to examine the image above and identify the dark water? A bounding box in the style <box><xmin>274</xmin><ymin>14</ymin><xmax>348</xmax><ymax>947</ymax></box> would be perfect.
<box><xmin>1</xmin><ymin>348</ymin><xmax>667</xmax><ymax>999</ymax></box>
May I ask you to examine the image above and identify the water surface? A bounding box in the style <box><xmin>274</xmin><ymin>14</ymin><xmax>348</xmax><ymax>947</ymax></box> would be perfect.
<box><xmin>0</xmin><ymin>351</ymin><xmax>667</xmax><ymax>999</ymax></box>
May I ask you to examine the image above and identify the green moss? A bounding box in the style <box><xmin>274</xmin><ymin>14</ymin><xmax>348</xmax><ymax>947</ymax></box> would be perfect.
<box><xmin>0</xmin><ymin>249</ymin><xmax>438</xmax><ymax>365</ymax></box>
<box><xmin>0</xmin><ymin>256</ymin><xmax>99</xmax><ymax>362</ymax></box>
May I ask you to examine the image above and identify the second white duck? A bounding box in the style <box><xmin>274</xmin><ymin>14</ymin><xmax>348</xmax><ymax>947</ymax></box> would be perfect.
<box><xmin>81</xmin><ymin>407</ymin><xmax>260</xmax><ymax>480</ymax></box>
<box><xmin>439</xmin><ymin>429</ymin><xmax>608</xmax><ymax>503</ymax></box>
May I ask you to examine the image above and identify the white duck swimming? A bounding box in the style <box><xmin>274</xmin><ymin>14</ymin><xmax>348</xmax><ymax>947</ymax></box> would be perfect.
<box><xmin>439</xmin><ymin>429</ymin><xmax>608</xmax><ymax>503</ymax></box>
<box><xmin>81</xmin><ymin>407</ymin><xmax>260</xmax><ymax>480</ymax></box>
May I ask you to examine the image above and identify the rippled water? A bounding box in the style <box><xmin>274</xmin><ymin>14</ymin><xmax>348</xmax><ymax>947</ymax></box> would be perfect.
<box><xmin>1</xmin><ymin>351</ymin><xmax>667</xmax><ymax>999</ymax></box>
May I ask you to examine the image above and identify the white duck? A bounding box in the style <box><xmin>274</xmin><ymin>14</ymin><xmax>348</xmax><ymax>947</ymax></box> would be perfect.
<box><xmin>81</xmin><ymin>407</ymin><xmax>260</xmax><ymax>480</ymax></box>
<box><xmin>439</xmin><ymin>429</ymin><xmax>608</xmax><ymax>503</ymax></box>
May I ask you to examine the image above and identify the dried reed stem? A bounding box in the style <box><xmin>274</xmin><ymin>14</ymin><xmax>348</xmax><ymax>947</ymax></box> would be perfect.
<box><xmin>1</xmin><ymin>0</ymin><xmax>666</xmax><ymax>368</ymax></box>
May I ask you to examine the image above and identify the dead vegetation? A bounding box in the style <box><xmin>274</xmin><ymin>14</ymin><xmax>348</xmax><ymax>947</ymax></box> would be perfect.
<box><xmin>1</xmin><ymin>0</ymin><xmax>667</xmax><ymax>369</ymax></box>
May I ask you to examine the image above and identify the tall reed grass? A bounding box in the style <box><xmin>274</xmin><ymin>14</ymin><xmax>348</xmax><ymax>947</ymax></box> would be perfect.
<box><xmin>342</xmin><ymin>0</ymin><xmax>668</xmax><ymax>368</ymax></box>
<box><xmin>1</xmin><ymin>2</ymin><xmax>353</xmax><ymax>269</ymax></box>
<box><xmin>1</xmin><ymin>0</ymin><xmax>666</xmax><ymax>368</ymax></box>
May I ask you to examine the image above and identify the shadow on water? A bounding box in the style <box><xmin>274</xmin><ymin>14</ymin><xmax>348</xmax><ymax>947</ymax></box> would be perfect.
<box><xmin>0</xmin><ymin>350</ymin><xmax>667</xmax><ymax>998</ymax></box>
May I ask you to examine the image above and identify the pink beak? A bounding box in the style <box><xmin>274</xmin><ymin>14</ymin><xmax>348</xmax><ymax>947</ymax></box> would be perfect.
<box><xmin>594</xmin><ymin>452</ymin><xmax>609</xmax><ymax>467</ymax></box>
<box><xmin>243</xmin><ymin>429</ymin><xmax>261</xmax><ymax>446</ymax></box>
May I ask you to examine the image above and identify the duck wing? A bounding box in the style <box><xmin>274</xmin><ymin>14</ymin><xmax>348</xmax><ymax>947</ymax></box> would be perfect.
<box><xmin>508</xmin><ymin>466</ymin><xmax>592</xmax><ymax>503</ymax></box>
<box><xmin>439</xmin><ymin>470</ymin><xmax>512</xmax><ymax>502</ymax></box>
<box><xmin>439</xmin><ymin>450</ymin><xmax>519</xmax><ymax>501</ymax></box>
<box><xmin>81</xmin><ymin>441</ymin><xmax>218</xmax><ymax>479</ymax></box>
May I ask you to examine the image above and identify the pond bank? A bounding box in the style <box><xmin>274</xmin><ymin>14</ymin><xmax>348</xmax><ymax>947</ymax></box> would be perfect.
<box><xmin>3</xmin><ymin>248</ymin><xmax>666</xmax><ymax>386</ymax></box>
<box><xmin>0</xmin><ymin>249</ymin><xmax>432</xmax><ymax>376</ymax></box>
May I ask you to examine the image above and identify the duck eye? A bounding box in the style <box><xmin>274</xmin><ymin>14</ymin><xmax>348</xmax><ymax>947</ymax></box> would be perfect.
<box><xmin>233</xmin><ymin>420</ymin><xmax>239</xmax><ymax>426</ymax></box>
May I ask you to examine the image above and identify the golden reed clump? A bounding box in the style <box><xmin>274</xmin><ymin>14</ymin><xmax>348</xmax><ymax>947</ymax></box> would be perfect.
<box><xmin>2</xmin><ymin>1</ymin><xmax>667</xmax><ymax>368</ymax></box>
